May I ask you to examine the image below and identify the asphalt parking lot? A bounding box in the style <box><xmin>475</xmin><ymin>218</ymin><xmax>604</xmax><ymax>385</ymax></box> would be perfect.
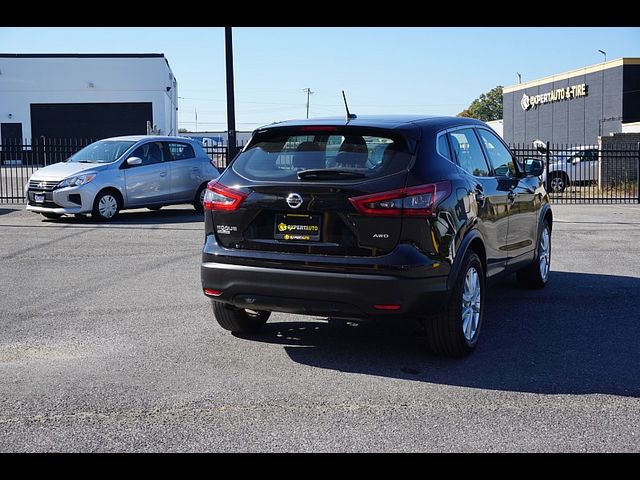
<box><xmin>1</xmin><ymin>203</ymin><xmax>639</xmax><ymax>452</ymax></box>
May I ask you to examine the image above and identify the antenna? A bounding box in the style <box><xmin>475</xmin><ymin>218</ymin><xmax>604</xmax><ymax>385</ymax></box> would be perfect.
<box><xmin>342</xmin><ymin>90</ymin><xmax>357</xmax><ymax>120</ymax></box>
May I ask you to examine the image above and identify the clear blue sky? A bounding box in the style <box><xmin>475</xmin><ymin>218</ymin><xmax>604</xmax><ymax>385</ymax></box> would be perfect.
<box><xmin>1</xmin><ymin>27</ymin><xmax>638</xmax><ymax>132</ymax></box>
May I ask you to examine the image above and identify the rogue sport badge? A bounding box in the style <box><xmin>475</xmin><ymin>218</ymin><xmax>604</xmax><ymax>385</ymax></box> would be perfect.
<box><xmin>286</xmin><ymin>193</ymin><xmax>303</xmax><ymax>209</ymax></box>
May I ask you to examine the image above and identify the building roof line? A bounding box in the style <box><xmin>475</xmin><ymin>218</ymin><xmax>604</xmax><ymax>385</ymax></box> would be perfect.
<box><xmin>503</xmin><ymin>58</ymin><xmax>640</xmax><ymax>93</ymax></box>
<box><xmin>0</xmin><ymin>53</ymin><xmax>165</xmax><ymax>59</ymax></box>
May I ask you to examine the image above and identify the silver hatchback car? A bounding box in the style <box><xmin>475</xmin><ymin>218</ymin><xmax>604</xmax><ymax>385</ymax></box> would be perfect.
<box><xmin>25</xmin><ymin>135</ymin><xmax>221</xmax><ymax>220</ymax></box>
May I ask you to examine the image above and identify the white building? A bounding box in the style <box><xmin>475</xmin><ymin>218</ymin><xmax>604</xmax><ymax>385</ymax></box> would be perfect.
<box><xmin>0</xmin><ymin>53</ymin><xmax>178</xmax><ymax>144</ymax></box>
<box><xmin>486</xmin><ymin>119</ymin><xmax>504</xmax><ymax>138</ymax></box>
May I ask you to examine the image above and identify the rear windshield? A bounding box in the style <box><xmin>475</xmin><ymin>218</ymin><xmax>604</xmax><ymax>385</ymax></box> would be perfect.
<box><xmin>231</xmin><ymin>128</ymin><xmax>413</xmax><ymax>182</ymax></box>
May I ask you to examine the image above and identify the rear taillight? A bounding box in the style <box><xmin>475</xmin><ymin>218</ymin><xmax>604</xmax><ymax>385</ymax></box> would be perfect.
<box><xmin>203</xmin><ymin>181</ymin><xmax>247</xmax><ymax>211</ymax></box>
<box><xmin>349</xmin><ymin>181</ymin><xmax>451</xmax><ymax>217</ymax></box>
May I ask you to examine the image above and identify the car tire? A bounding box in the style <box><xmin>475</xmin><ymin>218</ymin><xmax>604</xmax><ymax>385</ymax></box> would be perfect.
<box><xmin>424</xmin><ymin>250</ymin><xmax>484</xmax><ymax>357</ymax></box>
<box><xmin>212</xmin><ymin>301</ymin><xmax>270</xmax><ymax>333</ymax></box>
<box><xmin>193</xmin><ymin>183</ymin><xmax>207</xmax><ymax>213</ymax></box>
<box><xmin>92</xmin><ymin>190</ymin><xmax>121</xmax><ymax>221</ymax></box>
<box><xmin>547</xmin><ymin>173</ymin><xmax>568</xmax><ymax>193</ymax></box>
<box><xmin>41</xmin><ymin>212</ymin><xmax>62</xmax><ymax>220</ymax></box>
<box><xmin>516</xmin><ymin>219</ymin><xmax>551</xmax><ymax>289</ymax></box>
<box><xmin>148</xmin><ymin>206</ymin><xmax>162</xmax><ymax>211</ymax></box>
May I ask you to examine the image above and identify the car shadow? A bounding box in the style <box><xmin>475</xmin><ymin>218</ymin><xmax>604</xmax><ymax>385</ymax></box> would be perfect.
<box><xmin>0</xmin><ymin>207</ymin><xmax>18</xmax><ymax>216</ymax></box>
<box><xmin>50</xmin><ymin>208</ymin><xmax>203</xmax><ymax>225</ymax></box>
<box><xmin>237</xmin><ymin>271</ymin><xmax>640</xmax><ymax>397</ymax></box>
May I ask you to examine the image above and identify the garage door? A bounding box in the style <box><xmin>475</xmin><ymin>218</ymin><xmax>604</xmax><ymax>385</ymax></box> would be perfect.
<box><xmin>31</xmin><ymin>102</ymin><xmax>153</xmax><ymax>140</ymax></box>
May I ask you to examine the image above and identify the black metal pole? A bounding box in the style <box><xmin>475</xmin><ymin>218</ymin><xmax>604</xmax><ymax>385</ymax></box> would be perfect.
<box><xmin>545</xmin><ymin>141</ymin><xmax>550</xmax><ymax>195</ymax></box>
<box><xmin>637</xmin><ymin>142</ymin><xmax>640</xmax><ymax>205</ymax></box>
<box><xmin>225</xmin><ymin>27</ymin><xmax>238</xmax><ymax>163</ymax></box>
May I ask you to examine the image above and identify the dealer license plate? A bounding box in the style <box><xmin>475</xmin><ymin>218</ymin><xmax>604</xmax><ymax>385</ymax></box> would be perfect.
<box><xmin>274</xmin><ymin>213</ymin><xmax>321</xmax><ymax>242</ymax></box>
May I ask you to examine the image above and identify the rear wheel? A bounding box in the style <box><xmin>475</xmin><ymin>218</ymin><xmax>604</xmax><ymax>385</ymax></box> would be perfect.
<box><xmin>212</xmin><ymin>301</ymin><xmax>270</xmax><ymax>333</ymax></box>
<box><xmin>424</xmin><ymin>250</ymin><xmax>484</xmax><ymax>357</ymax></box>
<box><xmin>516</xmin><ymin>219</ymin><xmax>551</xmax><ymax>289</ymax></box>
<box><xmin>41</xmin><ymin>212</ymin><xmax>62</xmax><ymax>220</ymax></box>
<box><xmin>193</xmin><ymin>184</ymin><xmax>207</xmax><ymax>213</ymax></box>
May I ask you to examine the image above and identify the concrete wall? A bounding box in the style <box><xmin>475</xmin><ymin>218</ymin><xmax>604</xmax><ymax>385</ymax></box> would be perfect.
<box><xmin>0</xmin><ymin>55</ymin><xmax>178</xmax><ymax>142</ymax></box>
<box><xmin>598</xmin><ymin>133</ymin><xmax>640</xmax><ymax>190</ymax></box>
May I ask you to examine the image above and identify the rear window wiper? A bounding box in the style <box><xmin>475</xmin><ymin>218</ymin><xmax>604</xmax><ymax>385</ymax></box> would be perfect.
<box><xmin>297</xmin><ymin>169</ymin><xmax>366</xmax><ymax>180</ymax></box>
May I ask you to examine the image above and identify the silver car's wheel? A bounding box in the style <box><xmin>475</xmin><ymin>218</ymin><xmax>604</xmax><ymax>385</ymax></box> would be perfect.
<box><xmin>539</xmin><ymin>225</ymin><xmax>551</xmax><ymax>282</ymax></box>
<box><xmin>93</xmin><ymin>191</ymin><xmax>120</xmax><ymax>221</ymax></box>
<box><xmin>462</xmin><ymin>266</ymin><xmax>481</xmax><ymax>342</ymax></box>
<box><xmin>99</xmin><ymin>195</ymin><xmax>118</xmax><ymax>218</ymax></box>
<box><xmin>193</xmin><ymin>184</ymin><xmax>207</xmax><ymax>213</ymax></box>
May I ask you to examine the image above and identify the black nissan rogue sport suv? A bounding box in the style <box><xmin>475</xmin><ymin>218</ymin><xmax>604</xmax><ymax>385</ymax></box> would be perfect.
<box><xmin>201</xmin><ymin>115</ymin><xmax>551</xmax><ymax>356</ymax></box>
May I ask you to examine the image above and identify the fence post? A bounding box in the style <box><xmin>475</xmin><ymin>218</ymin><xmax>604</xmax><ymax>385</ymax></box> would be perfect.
<box><xmin>545</xmin><ymin>141</ymin><xmax>550</xmax><ymax>194</ymax></box>
<box><xmin>637</xmin><ymin>142</ymin><xmax>640</xmax><ymax>204</ymax></box>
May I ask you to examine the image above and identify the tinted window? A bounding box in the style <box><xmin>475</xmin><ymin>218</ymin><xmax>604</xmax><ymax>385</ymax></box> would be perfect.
<box><xmin>167</xmin><ymin>142</ymin><xmax>195</xmax><ymax>161</ymax></box>
<box><xmin>131</xmin><ymin>142</ymin><xmax>165</xmax><ymax>166</ymax></box>
<box><xmin>232</xmin><ymin>128</ymin><xmax>411</xmax><ymax>182</ymax></box>
<box><xmin>448</xmin><ymin>129</ymin><xmax>490</xmax><ymax>177</ymax></box>
<box><xmin>437</xmin><ymin>134</ymin><xmax>451</xmax><ymax>160</ymax></box>
<box><xmin>477</xmin><ymin>128</ymin><xmax>515</xmax><ymax>177</ymax></box>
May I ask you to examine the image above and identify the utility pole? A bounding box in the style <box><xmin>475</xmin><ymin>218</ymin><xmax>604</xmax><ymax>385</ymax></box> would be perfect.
<box><xmin>304</xmin><ymin>87</ymin><xmax>314</xmax><ymax>119</ymax></box>
<box><xmin>225</xmin><ymin>27</ymin><xmax>238</xmax><ymax>161</ymax></box>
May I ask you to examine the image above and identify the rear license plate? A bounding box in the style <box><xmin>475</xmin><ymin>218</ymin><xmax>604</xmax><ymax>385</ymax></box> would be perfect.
<box><xmin>274</xmin><ymin>213</ymin><xmax>321</xmax><ymax>242</ymax></box>
<box><xmin>34</xmin><ymin>193</ymin><xmax>45</xmax><ymax>203</ymax></box>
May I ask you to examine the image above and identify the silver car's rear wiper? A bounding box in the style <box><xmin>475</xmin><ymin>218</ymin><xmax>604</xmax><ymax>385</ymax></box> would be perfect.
<box><xmin>297</xmin><ymin>169</ymin><xmax>366</xmax><ymax>180</ymax></box>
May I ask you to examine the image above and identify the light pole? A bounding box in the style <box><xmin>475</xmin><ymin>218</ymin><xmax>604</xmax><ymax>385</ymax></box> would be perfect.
<box><xmin>517</xmin><ymin>72</ymin><xmax>522</xmax><ymax>84</ymax></box>
<box><xmin>598</xmin><ymin>49</ymin><xmax>607</xmax><ymax>63</ymax></box>
<box><xmin>598</xmin><ymin>50</ymin><xmax>606</xmax><ymax>137</ymax></box>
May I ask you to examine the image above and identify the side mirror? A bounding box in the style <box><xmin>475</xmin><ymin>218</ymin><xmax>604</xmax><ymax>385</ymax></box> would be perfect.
<box><xmin>523</xmin><ymin>158</ymin><xmax>544</xmax><ymax>177</ymax></box>
<box><xmin>533</xmin><ymin>139</ymin><xmax>548</xmax><ymax>154</ymax></box>
<box><xmin>126</xmin><ymin>156</ymin><xmax>142</xmax><ymax>166</ymax></box>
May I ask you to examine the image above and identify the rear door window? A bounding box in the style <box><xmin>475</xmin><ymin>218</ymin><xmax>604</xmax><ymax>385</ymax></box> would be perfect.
<box><xmin>448</xmin><ymin>129</ymin><xmax>491</xmax><ymax>177</ymax></box>
<box><xmin>232</xmin><ymin>128</ymin><xmax>412</xmax><ymax>182</ymax></box>
<box><xmin>167</xmin><ymin>142</ymin><xmax>195</xmax><ymax>161</ymax></box>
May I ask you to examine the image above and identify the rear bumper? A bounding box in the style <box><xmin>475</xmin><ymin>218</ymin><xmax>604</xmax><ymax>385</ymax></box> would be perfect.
<box><xmin>201</xmin><ymin>260</ymin><xmax>448</xmax><ymax>319</ymax></box>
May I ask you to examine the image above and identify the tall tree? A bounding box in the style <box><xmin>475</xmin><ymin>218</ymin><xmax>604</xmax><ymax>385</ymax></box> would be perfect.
<box><xmin>458</xmin><ymin>86</ymin><xmax>503</xmax><ymax>121</ymax></box>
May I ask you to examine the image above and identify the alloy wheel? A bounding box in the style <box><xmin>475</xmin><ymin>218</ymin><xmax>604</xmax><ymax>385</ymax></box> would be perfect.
<box><xmin>461</xmin><ymin>266</ymin><xmax>481</xmax><ymax>342</ymax></box>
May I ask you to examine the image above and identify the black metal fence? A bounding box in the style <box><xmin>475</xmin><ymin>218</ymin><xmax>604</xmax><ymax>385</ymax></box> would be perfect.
<box><xmin>510</xmin><ymin>142</ymin><xmax>639</xmax><ymax>204</ymax></box>
<box><xmin>2</xmin><ymin>138</ymin><xmax>638</xmax><ymax>205</ymax></box>
<box><xmin>0</xmin><ymin>138</ymin><xmax>230</xmax><ymax>203</ymax></box>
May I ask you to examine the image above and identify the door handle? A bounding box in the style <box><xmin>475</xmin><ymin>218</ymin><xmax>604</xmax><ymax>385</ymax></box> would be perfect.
<box><xmin>159</xmin><ymin>172</ymin><xmax>167</xmax><ymax>177</ymax></box>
